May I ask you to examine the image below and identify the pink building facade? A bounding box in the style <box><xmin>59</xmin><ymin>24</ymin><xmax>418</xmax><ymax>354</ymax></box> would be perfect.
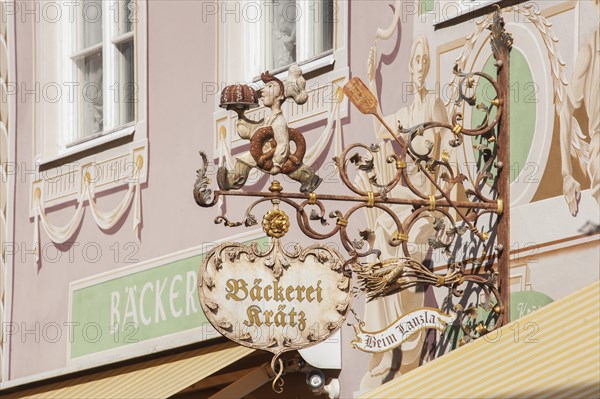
<box><xmin>1</xmin><ymin>0</ymin><xmax>598</xmax><ymax>397</ymax></box>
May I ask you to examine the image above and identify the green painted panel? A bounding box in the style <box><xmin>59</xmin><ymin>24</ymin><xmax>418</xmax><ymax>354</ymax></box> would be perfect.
<box><xmin>420</xmin><ymin>0</ymin><xmax>435</xmax><ymax>14</ymax></box>
<box><xmin>70</xmin><ymin>237</ymin><xmax>270</xmax><ymax>359</ymax></box>
<box><xmin>510</xmin><ymin>290</ymin><xmax>554</xmax><ymax>320</ymax></box>
<box><xmin>471</xmin><ymin>48</ymin><xmax>536</xmax><ymax>184</ymax></box>
<box><xmin>447</xmin><ymin>290</ymin><xmax>553</xmax><ymax>350</ymax></box>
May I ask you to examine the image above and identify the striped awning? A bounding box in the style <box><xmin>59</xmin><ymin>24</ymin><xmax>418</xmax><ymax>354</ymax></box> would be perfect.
<box><xmin>1</xmin><ymin>342</ymin><xmax>253</xmax><ymax>399</ymax></box>
<box><xmin>360</xmin><ymin>280</ymin><xmax>600</xmax><ymax>399</ymax></box>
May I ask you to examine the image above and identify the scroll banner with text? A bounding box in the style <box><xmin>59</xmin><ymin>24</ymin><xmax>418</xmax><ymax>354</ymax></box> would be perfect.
<box><xmin>352</xmin><ymin>308</ymin><xmax>456</xmax><ymax>353</ymax></box>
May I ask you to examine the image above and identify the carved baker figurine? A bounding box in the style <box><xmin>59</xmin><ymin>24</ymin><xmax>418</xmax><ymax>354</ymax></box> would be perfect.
<box><xmin>217</xmin><ymin>65</ymin><xmax>322</xmax><ymax>193</ymax></box>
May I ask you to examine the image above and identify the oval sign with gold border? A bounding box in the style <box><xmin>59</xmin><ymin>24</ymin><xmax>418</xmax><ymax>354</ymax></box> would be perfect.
<box><xmin>198</xmin><ymin>240</ymin><xmax>352</xmax><ymax>354</ymax></box>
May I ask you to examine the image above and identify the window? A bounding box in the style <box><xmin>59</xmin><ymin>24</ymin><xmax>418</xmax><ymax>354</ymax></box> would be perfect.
<box><xmin>223</xmin><ymin>0</ymin><xmax>335</xmax><ymax>83</ymax></box>
<box><xmin>33</xmin><ymin>0</ymin><xmax>147</xmax><ymax>212</ymax></box>
<box><xmin>65</xmin><ymin>0</ymin><xmax>136</xmax><ymax>145</ymax></box>
<box><xmin>35</xmin><ymin>0</ymin><xmax>146</xmax><ymax>163</ymax></box>
<box><xmin>262</xmin><ymin>0</ymin><xmax>334</xmax><ymax>73</ymax></box>
<box><xmin>215</xmin><ymin>0</ymin><xmax>348</xmax><ymax>153</ymax></box>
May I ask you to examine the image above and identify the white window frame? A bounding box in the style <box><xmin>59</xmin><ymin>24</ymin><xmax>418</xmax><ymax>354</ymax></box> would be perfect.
<box><xmin>215</xmin><ymin>0</ymin><xmax>349</xmax><ymax>153</ymax></box>
<box><xmin>35</xmin><ymin>0</ymin><xmax>147</xmax><ymax>166</ymax></box>
<box><xmin>62</xmin><ymin>0</ymin><xmax>136</xmax><ymax>147</ymax></box>
<box><xmin>243</xmin><ymin>0</ymin><xmax>336</xmax><ymax>82</ymax></box>
<box><xmin>32</xmin><ymin>0</ymin><xmax>148</xmax><ymax>211</ymax></box>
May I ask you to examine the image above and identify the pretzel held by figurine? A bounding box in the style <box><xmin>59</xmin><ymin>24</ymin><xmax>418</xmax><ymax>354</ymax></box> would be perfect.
<box><xmin>250</xmin><ymin>126</ymin><xmax>306</xmax><ymax>174</ymax></box>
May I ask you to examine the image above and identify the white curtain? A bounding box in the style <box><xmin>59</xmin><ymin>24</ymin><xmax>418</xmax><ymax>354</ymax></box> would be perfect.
<box><xmin>270</xmin><ymin>0</ymin><xmax>297</xmax><ymax>69</ymax></box>
<box><xmin>81</xmin><ymin>53</ymin><xmax>104</xmax><ymax>138</ymax></box>
<box><xmin>78</xmin><ymin>0</ymin><xmax>104</xmax><ymax>139</ymax></box>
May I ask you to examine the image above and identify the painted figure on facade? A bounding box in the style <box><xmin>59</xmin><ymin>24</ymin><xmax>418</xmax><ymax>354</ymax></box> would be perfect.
<box><xmin>217</xmin><ymin>65</ymin><xmax>322</xmax><ymax>193</ymax></box>
<box><xmin>559</xmin><ymin>0</ymin><xmax>599</xmax><ymax>216</ymax></box>
<box><xmin>358</xmin><ymin>35</ymin><xmax>455</xmax><ymax>390</ymax></box>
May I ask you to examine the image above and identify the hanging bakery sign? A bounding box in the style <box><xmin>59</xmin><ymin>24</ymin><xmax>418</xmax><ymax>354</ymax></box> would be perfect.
<box><xmin>198</xmin><ymin>236</ymin><xmax>351</xmax><ymax>356</ymax></box>
<box><xmin>194</xmin><ymin>13</ymin><xmax>514</xmax><ymax>387</ymax></box>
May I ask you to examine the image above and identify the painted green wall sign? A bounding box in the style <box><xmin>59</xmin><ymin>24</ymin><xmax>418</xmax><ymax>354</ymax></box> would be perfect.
<box><xmin>472</xmin><ymin>48</ymin><xmax>536</xmax><ymax>184</ymax></box>
<box><xmin>69</xmin><ymin>237</ymin><xmax>269</xmax><ymax>360</ymax></box>
<box><xmin>510</xmin><ymin>290</ymin><xmax>554</xmax><ymax>320</ymax></box>
<box><xmin>448</xmin><ymin>290</ymin><xmax>553</xmax><ymax>350</ymax></box>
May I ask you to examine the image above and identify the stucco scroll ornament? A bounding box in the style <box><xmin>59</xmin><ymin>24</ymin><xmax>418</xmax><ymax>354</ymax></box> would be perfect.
<box><xmin>555</xmin><ymin>2</ymin><xmax>599</xmax><ymax>215</ymax></box>
<box><xmin>447</xmin><ymin>3</ymin><xmax>596</xmax><ymax>217</ymax></box>
<box><xmin>198</xmin><ymin>229</ymin><xmax>351</xmax><ymax>392</ymax></box>
<box><xmin>216</xmin><ymin>65</ymin><xmax>322</xmax><ymax>194</ymax></box>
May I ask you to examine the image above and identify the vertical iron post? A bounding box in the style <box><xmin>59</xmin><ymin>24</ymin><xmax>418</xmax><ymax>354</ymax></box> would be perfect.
<box><xmin>490</xmin><ymin>9</ymin><xmax>512</xmax><ymax>326</ymax></box>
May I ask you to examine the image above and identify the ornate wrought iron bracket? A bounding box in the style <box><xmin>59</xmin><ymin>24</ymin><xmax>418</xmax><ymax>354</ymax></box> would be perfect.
<box><xmin>194</xmin><ymin>7</ymin><xmax>512</xmax><ymax>356</ymax></box>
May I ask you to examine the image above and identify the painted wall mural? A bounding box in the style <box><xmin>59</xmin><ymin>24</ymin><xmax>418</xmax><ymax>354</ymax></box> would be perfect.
<box><xmin>354</xmin><ymin>0</ymin><xmax>599</xmax><ymax>392</ymax></box>
<box><xmin>559</xmin><ymin>1</ymin><xmax>599</xmax><ymax>215</ymax></box>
